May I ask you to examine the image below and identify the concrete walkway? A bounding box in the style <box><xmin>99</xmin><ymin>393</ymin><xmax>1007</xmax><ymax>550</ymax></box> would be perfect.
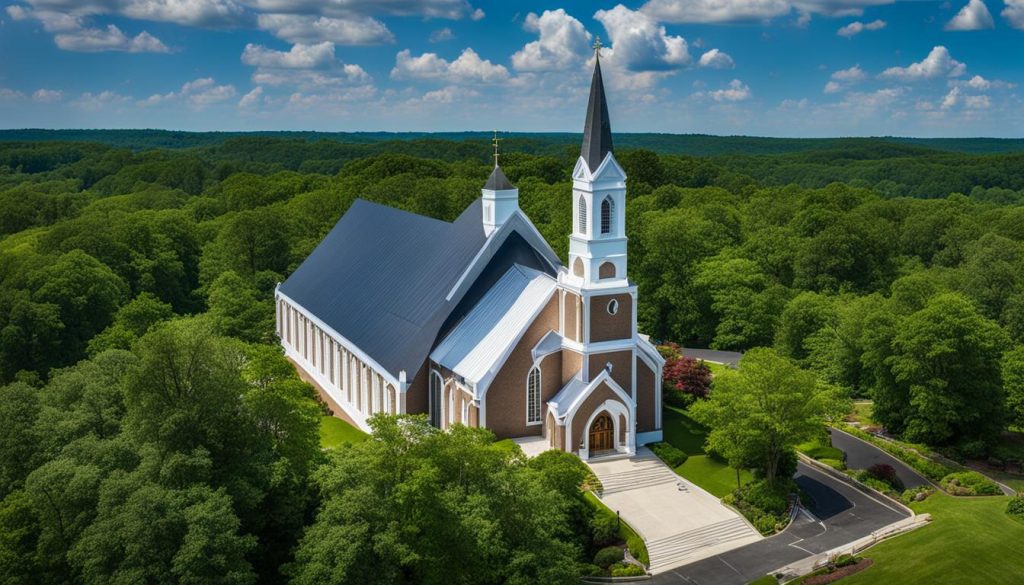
<box><xmin>588</xmin><ymin>447</ymin><xmax>761</xmax><ymax>574</ymax></box>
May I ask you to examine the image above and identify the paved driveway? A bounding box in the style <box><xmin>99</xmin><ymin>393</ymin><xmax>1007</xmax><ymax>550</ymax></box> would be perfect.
<box><xmin>680</xmin><ymin>348</ymin><xmax>743</xmax><ymax>367</ymax></box>
<box><xmin>829</xmin><ymin>427</ymin><xmax>931</xmax><ymax>489</ymax></box>
<box><xmin>649</xmin><ymin>462</ymin><xmax>910</xmax><ymax>585</ymax></box>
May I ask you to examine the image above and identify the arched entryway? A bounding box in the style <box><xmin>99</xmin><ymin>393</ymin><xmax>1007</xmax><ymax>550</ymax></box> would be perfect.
<box><xmin>589</xmin><ymin>412</ymin><xmax>615</xmax><ymax>454</ymax></box>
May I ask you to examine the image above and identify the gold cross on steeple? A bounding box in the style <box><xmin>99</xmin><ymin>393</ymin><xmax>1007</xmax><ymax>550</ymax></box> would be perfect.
<box><xmin>593</xmin><ymin>36</ymin><xmax>603</xmax><ymax>58</ymax></box>
<box><xmin>492</xmin><ymin>129</ymin><xmax>502</xmax><ymax>167</ymax></box>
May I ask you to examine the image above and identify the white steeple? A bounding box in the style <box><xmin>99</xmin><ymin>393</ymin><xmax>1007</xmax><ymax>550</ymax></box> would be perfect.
<box><xmin>567</xmin><ymin>40</ymin><xmax>628</xmax><ymax>287</ymax></box>
<box><xmin>481</xmin><ymin>131</ymin><xmax>518</xmax><ymax>237</ymax></box>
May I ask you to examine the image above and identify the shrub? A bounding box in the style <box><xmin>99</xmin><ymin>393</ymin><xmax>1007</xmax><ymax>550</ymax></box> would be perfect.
<box><xmin>610</xmin><ymin>563</ymin><xmax>646</xmax><ymax>577</ymax></box>
<box><xmin>626</xmin><ymin>534</ymin><xmax>648</xmax><ymax>567</ymax></box>
<box><xmin>727</xmin><ymin>479</ymin><xmax>791</xmax><ymax>535</ymax></box>
<box><xmin>1007</xmin><ymin>496</ymin><xmax>1024</xmax><ymax>518</ymax></box>
<box><xmin>662</xmin><ymin>346</ymin><xmax>712</xmax><ymax>405</ymax></box>
<box><xmin>866</xmin><ymin>463</ymin><xmax>904</xmax><ymax>491</ymax></box>
<box><xmin>578</xmin><ymin>563</ymin><xmax>603</xmax><ymax>577</ymax></box>
<box><xmin>594</xmin><ymin>546</ymin><xmax>625</xmax><ymax>569</ymax></box>
<box><xmin>940</xmin><ymin>471</ymin><xmax>1002</xmax><ymax>496</ymax></box>
<box><xmin>901</xmin><ymin>486</ymin><xmax>934</xmax><ymax>504</ymax></box>
<box><xmin>856</xmin><ymin>475</ymin><xmax>896</xmax><ymax>496</ymax></box>
<box><xmin>591</xmin><ymin>510</ymin><xmax>619</xmax><ymax>547</ymax></box>
<box><xmin>650</xmin><ymin>442</ymin><xmax>688</xmax><ymax>467</ymax></box>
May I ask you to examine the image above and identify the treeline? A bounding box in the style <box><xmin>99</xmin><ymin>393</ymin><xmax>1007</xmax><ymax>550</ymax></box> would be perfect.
<box><xmin>1</xmin><ymin>135</ymin><xmax>1024</xmax><ymax>581</ymax></box>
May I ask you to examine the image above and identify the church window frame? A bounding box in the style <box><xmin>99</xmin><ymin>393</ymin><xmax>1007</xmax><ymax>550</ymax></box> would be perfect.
<box><xmin>429</xmin><ymin>369</ymin><xmax>443</xmax><ymax>428</ymax></box>
<box><xmin>601</xmin><ymin>195</ymin><xmax>614</xmax><ymax>235</ymax></box>
<box><xmin>578</xmin><ymin>195</ymin><xmax>587</xmax><ymax>235</ymax></box>
<box><xmin>526</xmin><ymin>365</ymin><xmax>542</xmax><ymax>425</ymax></box>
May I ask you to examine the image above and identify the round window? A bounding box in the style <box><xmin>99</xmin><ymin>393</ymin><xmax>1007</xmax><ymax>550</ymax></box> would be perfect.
<box><xmin>607</xmin><ymin>299</ymin><xmax>619</xmax><ymax>315</ymax></box>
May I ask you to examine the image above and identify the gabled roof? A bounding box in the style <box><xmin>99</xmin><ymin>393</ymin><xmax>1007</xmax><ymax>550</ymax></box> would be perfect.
<box><xmin>484</xmin><ymin>165</ymin><xmax>514</xmax><ymax>190</ymax></box>
<box><xmin>580</xmin><ymin>54</ymin><xmax>613</xmax><ymax>172</ymax></box>
<box><xmin>429</xmin><ymin>264</ymin><xmax>556</xmax><ymax>394</ymax></box>
<box><xmin>278</xmin><ymin>198</ymin><xmax>487</xmax><ymax>377</ymax></box>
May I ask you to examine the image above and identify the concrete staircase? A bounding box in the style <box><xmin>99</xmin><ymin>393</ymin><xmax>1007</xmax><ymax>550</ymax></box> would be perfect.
<box><xmin>646</xmin><ymin>517</ymin><xmax>757</xmax><ymax>573</ymax></box>
<box><xmin>597</xmin><ymin>462</ymin><xmax>683</xmax><ymax>495</ymax></box>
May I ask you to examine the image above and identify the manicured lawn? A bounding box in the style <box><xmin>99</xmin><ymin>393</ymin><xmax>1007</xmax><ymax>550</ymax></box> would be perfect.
<box><xmin>843</xmin><ymin>493</ymin><xmax>1024</xmax><ymax>585</ymax></box>
<box><xmin>797</xmin><ymin>437</ymin><xmax>845</xmax><ymax>462</ymax></box>
<box><xmin>704</xmin><ymin>361</ymin><xmax>730</xmax><ymax>377</ymax></box>
<box><xmin>662</xmin><ymin>406</ymin><xmax>753</xmax><ymax>498</ymax></box>
<box><xmin>319</xmin><ymin>415</ymin><xmax>368</xmax><ymax>449</ymax></box>
<box><xmin>746</xmin><ymin>576</ymin><xmax>777</xmax><ymax>585</ymax></box>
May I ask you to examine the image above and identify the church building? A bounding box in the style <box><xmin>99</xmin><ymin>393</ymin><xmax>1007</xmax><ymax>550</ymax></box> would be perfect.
<box><xmin>275</xmin><ymin>51</ymin><xmax>664</xmax><ymax>459</ymax></box>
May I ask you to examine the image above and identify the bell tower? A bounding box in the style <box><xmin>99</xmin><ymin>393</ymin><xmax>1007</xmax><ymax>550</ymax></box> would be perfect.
<box><xmin>568</xmin><ymin>38</ymin><xmax>628</xmax><ymax>287</ymax></box>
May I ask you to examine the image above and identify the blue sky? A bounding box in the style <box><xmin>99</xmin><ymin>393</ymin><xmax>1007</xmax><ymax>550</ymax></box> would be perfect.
<box><xmin>0</xmin><ymin>0</ymin><xmax>1021</xmax><ymax>137</ymax></box>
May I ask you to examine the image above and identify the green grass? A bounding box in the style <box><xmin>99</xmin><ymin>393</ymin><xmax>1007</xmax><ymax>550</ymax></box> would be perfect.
<box><xmin>319</xmin><ymin>415</ymin><xmax>368</xmax><ymax>449</ymax></box>
<box><xmin>703</xmin><ymin>361</ymin><xmax>730</xmax><ymax>377</ymax></box>
<box><xmin>662</xmin><ymin>406</ymin><xmax>753</xmax><ymax>498</ymax></box>
<box><xmin>797</xmin><ymin>438</ymin><xmax>845</xmax><ymax>462</ymax></box>
<box><xmin>842</xmin><ymin>493</ymin><xmax>1024</xmax><ymax>585</ymax></box>
<box><xmin>746</xmin><ymin>576</ymin><xmax>778</xmax><ymax>585</ymax></box>
<box><xmin>583</xmin><ymin>491</ymin><xmax>650</xmax><ymax>566</ymax></box>
<box><xmin>845</xmin><ymin>401</ymin><xmax>875</xmax><ymax>426</ymax></box>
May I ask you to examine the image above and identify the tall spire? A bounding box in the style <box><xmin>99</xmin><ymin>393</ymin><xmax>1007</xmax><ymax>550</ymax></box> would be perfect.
<box><xmin>581</xmin><ymin>36</ymin><xmax>613</xmax><ymax>172</ymax></box>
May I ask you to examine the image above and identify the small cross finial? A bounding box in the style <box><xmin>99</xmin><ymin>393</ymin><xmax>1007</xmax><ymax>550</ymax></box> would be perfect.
<box><xmin>491</xmin><ymin>129</ymin><xmax>502</xmax><ymax>167</ymax></box>
<box><xmin>593</xmin><ymin>36</ymin><xmax>603</xmax><ymax>58</ymax></box>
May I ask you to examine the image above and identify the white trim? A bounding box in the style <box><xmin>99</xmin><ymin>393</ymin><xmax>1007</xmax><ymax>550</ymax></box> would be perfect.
<box><xmin>282</xmin><ymin>344</ymin><xmax>370</xmax><ymax>432</ymax></box>
<box><xmin>577</xmin><ymin>399</ymin><xmax>633</xmax><ymax>460</ymax></box>
<box><xmin>276</xmin><ymin>290</ymin><xmax>401</xmax><ymax>388</ymax></box>
<box><xmin>444</xmin><ymin>210</ymin><xmax>561</xmax><ymax>302</ymax></box>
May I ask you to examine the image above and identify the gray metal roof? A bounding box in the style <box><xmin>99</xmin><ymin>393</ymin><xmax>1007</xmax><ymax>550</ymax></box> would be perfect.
<box><xmin>581</xmin><ymin>54</ymin><xmax>613</xmax><ymax>172</ymax></box>
<box><xmin>484</xmin><ymin>165</ymin><xmax>514</xmax><ymax>190</ymax></box>
<box><xmin>278</xmin><ymin>198</ymin><xmax>487</xmax><ymax>377</ymax></box>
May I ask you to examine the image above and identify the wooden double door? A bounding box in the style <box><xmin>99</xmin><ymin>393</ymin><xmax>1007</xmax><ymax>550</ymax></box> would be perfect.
<box><xmin>589</xmin><ymin>412</ymin><xmax>614</xmax><ymax>453</ymax></box>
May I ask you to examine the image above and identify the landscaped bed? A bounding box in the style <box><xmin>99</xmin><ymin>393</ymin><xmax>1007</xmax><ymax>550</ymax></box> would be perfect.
<box><xmin>791</xmin><ymin>556</ymin><xmax>873</xmax><ymax>585</ymax></box>
<box><xmin>582</xmin><ymin>491</ymin><xmax>649</xmax><ymax>577</ymax></box>
<box><xmin>661</xmin><ymin>405</ymin><xmax>753</xmax><ymax>498</ymax></box>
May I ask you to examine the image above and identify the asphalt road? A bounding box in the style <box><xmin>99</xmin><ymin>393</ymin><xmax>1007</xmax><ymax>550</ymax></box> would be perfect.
<box><xmin>829</xmin><ymin>427</ymin><xmax>931</xmax><ymax>489</ymax></box>
<box><xmin>680</xmin><ymin>348</ymin><xmax>743</xmax><ymax>367</ymax></box>
<box><xmin>649</xmin><ymin>462</ymin><xmax>909</xmax><ymax>585</ymax></box>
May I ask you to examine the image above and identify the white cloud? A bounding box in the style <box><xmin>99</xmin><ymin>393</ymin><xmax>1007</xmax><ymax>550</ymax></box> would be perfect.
<box><xmin>837</xmin><ymin>19</ymin><xmax>886</xmax><ymax>37</ymax></box>
<box><xmin>955</xmin><ymin>74</ymin><xmax>1015</xmax><ymax>90</ymax></box>
<box><xmin>22</xmin><ymin>0</ymin><xmax>250</xmax><ymax>27</ymax></box>
<box><xmin>0</xmin><ymin>88</ymin><xmax>27</xmax><ymax>102</ymax></box>
<box><xmin>702</xmin><ymin>79</ymin><xmax>752</xmax><ymax>102</ymax></box>
<box><xmin>823</xmin><ymin>64</ymin><xmax>865</xmax><ymax>93</ymax></box>
<box><xmin>32</xmin><ymin>88</ymin><xmax>63</xmax><ymax>102</ymax></box>
<box><xmin>242</xmin><ymin>42</ymin><xmax>335</xmax><ymax>68</ymax></box>
<box><xmin>251</xmin><ymin>65</ymin><xmax>370</xmax><ymax>88</ymax></box>
<box><xmin>641</xmin><ymin>0</ymin><xmax>791</xmax><ymax>23</ymax></box>
<box><xmin>238</xmin><ymin>86</ymin><xmax>263</xmax><ymax>107</ymax></box>
<box><xmin>594</xmin><ymin>5</ymin><xmax>690</xmax><ymax>72</ymax></box>
<box><xmin>838</xmin><ymin>87</ymin><xmax>903</xmax><ymax>111</ymax></box>
<box><xmin>240</xmin><ymin>0</ymin><xmax>480</xmax><ymax>20</ymax></box>
<box><xmin>429</xmin><ymin>27</ymin><xmax>454</xmax><ymax>43</ymax></box>
<box><xmin>941</xmin><ymin>86</ymin><xmax>960</xmax><ymax>109</ymax></box>
<box><xmin>511</xmin><ymin>9</ymin><xmax>591</xmax><ymax>72</ymax></box>
<box><xmin>879</xmin><ymin>46</ymin><xmax>966</xmax><ymax>81</ymax></box>
<box><xmin>641</xmin><ymin>0</ymin><xmax>897</xmax><ymax>23</ymax></box>
<box><xmin>391</xmin><ymin>48</ymin><xmax>509</xmax><ymax>83</ymax></box>
<box><xmin>945</xmin><ymin>0</ymin><xmax>995</xmax><ymax>30</ymax></box>
<box><xmin>419</xmin><ymin>85</ymin><xmax>479</xmax><ymax>104</ymax></box>
<box><xmin>139</xmin><ymin>77</ymin><xmax>236</xmax><ymax>109</ymax></box>
<box><xmin>1005</xmin><ymin>0</ymin><xmax>1024</xmax><ymax>29</ymax></box>
<box><xmin>256</xmin><ymin>13</ymin><xmax>393</xmax><ymax>45</ymax></box>
<box><xmin>964</xmin><ymin>94</ymin><xmax>990</xmax><ymax>109</ymax></box>
<box><xmin>72</xmin><ymin>90</ymin><xmax>131</xmax><ymax>110</ymax></box>
<box><xmin>55</xmin><ymin>24</ymin><xmax>170</xmax><ymax>53</ymax></box>
<box><xmin>698</xmin><ymin>48</ymin><xmax>735</xmax><ymax>69</ymax></box>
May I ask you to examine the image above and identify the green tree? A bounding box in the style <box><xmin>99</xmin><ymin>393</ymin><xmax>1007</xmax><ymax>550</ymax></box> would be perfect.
<box><xmin>206</xmin><ymin>271</ymin><xmax>273</xmax><ymax>344</ymax></box>
<box><xmin>887</xmin><ymin>293</ymin><xmax>1009</xmax><ymax>445</ymax></box>
<box><xmin>691</xmin><ymin>348</ymin><xmax>844</xmax><ymax>485</ymax></box>
<box><xmin>1004</xmin><ymin>346</ymin><xmax>1024</xmax><ymax>430</ymax></box>
<box><xmin>775</xmin><ymin>292</ymin><xmax>834</xmax><ymax>363</ymax></box>
<box><xmin>288</xmin><ymin>415</ymin><xmax>581</xmax><ymax>585</ymax></box>
<box><xmin>694</xmin><ymin>256</ymin><xmax>790</xmax><ymax>350</ymax></box>
<box><xmin>0</xmin><ymin>382</ymin><xmax>41</xmax><ymax>499</ymax></box>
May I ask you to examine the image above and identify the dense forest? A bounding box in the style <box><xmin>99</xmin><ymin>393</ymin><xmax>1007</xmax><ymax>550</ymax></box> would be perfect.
<box><xmin>2</xmin><ymin>133</ymin><xmax>1024</xmax><ymax>583</ymax></box>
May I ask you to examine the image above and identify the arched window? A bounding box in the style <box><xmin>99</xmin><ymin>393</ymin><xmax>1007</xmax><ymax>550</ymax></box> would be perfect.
<box><xmin>601</xmin><ymin>196</ymin><xmax>614</xmax><ymax>235</ymax></box>
<box><xmin>578</xmin><ymin>195</ymin><xmax>587</xmax><ymax>234</ymax></box>
<box><xmin>429</xmin><ymin>370</ymin><xmax>443</xmax><ymax>428</ymax></box>
<box><xmin>526</xmin><ymin>365</ymin><xmax>542</xmax><ymax>424</ymax></box>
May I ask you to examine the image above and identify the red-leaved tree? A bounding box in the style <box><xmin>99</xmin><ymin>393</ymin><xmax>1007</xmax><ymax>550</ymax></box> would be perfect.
<box><xmin>660</xmin><ymin>343</ymin><xmax>713</xmax><ymax>407</ymax></box>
